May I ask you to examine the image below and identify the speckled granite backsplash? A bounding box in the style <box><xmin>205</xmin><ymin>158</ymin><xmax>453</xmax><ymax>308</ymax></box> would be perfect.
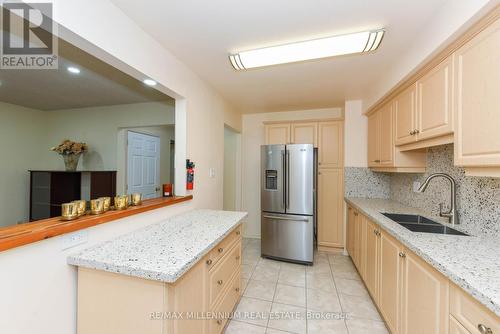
<box><xmin>390</xmin><ymin>144</ymin><xmax>500</xmax><ymax>238</ymax></box>
<box><xmin>345</xmin><ymin>167</ymin><xmax>391</xmax><ymax>199</ymax></box>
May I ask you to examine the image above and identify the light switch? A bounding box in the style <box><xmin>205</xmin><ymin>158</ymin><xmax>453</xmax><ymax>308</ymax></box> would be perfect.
<box><xmin>209</xmin><ymin>168</ymin><xmax>215</xmax><ymax>178</ymax></box>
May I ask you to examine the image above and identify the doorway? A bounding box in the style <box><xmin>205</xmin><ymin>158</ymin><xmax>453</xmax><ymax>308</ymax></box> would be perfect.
<box><xmin>127</xmin><ymin>131</ymin><xmax>161</xmax><ymax>199</ymax></box>
<box><xmin>223</xmin><ymin>125</ymin><xmax>241</xmax><ymax>211</ymax></box>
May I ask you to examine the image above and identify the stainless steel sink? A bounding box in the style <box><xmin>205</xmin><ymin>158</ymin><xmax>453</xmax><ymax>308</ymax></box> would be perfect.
<box><xmin>382</xmin><ymin>213</ymin><xmax>468</xmax><ymax>236</ymax></box>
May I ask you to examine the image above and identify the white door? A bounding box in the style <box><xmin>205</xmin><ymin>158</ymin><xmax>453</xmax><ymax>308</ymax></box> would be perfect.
<box><xmin>127</xmin><ymin>131</ymin><xmax>161</xmax><ymax>199</ymax></box>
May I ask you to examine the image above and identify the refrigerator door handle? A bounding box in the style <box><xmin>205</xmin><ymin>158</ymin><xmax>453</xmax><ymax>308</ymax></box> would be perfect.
<box><xmin>281</xmin><ymin>150</ymin><xmax>286</xmax><ymax>209</ymax></box>
<box><xmin>286</xmin><ymin>150</ymin><xmax>290</xmax><ymax>209</ymax></box>
<box><xmin>262</xmin><ymin>215</ymin><xmax>309</xmax><ymax>222</ymax></box>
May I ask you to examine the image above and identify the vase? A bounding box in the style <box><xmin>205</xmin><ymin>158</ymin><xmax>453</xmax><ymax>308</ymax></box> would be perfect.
<box><xmin>63</xmin><ymin>154</ymin><xmax>81</xmax><ymax>171</ymax></box>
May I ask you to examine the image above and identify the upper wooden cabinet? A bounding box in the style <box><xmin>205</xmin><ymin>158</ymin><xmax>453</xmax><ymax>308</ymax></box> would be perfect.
<box><xmin>367</xmin><ymin>104</ymin><xmax>426</xmax><ymax>172</ymax></box>
<box><xmin>265</xmin><ymin>123</ymin><xmax>290</xmax><ymax>145</ymax></box>
<box><xmin>454</xmin><ymin>17</ymin><xmax>500</xmax><ymax>177</ymax></box>
<box><xmin>394</xmin><ymin>84</ymin><xmax>417</xmax><ymax>146</ymax></box>
<box><xmin>291</xmin><ymin>122</ymin><xmax>317</xmax><ymax>146</ymax></box>
<box><xmin>416</xmin><ymin>55</ymin><xmax>454</xmax><ymax>141</ymax></box>
<box><xmin>318</xmin><ymin>121</ymin><xmax>343</xmax><ymax>168</ymax></box>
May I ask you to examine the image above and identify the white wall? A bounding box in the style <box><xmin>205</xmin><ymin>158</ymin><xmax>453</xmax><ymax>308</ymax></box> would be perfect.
<box><xmin>241</xmin><ymin>108</ymin><xmax>343</xmax><ymax>238</ymax></box>
<box><xmin>0</xmin><ymin>102</ymin><xmax>49</xmax><ymax>226</ymax></box>
<box><xmin>223</xmin><ymin>126</ymin><xmax>238</xmax><ymax>211</ymax></box>
<box><xmin>344</xmin><ymin>100</ymin><xmax>367</xmax><ymax>168</ymax></box>
<box><xmin>0</xmin><ymin>1</ymin><xmax>241</xmax><ymax>333</ymax></box>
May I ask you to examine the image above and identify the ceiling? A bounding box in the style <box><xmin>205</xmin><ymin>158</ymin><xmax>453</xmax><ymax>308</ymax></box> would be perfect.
<box><xmin>0</xmin><ymin>37</ymin><xmax>173</xmax><ymax>111</ymax></box>
<box><xmin>110</xmin><ymin>0</ymin><xmax>450</xmax><ymax>113</ymax></box>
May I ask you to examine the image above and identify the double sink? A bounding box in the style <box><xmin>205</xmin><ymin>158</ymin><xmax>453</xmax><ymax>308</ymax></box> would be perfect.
<box><xmin>382</xmin><ymin>213</ymin><xmax>468</xmax><ymax>236</ymax></box>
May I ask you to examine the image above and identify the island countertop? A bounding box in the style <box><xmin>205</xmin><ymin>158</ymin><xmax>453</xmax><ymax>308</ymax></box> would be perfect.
<box><xmin>67</xmin><ymin>209</ymin><xmax>247</xmax><ymax>283</ymax></box>
<box><xmin>346</xmin><ymin>197</ymin><xmax>500</xmax><ymax>317</ymax></box>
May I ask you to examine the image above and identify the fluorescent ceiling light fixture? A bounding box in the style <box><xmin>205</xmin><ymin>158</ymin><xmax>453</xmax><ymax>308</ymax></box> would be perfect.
<box><xmin>67</xmin><ymin>66</ymin><xmax>80</xmax><ymax>74</ymax></box>
<box><xmin>229</xmin><ymin>29</ymin><xmax>384</xmax><ymax>70</ymax></box>
<box><xmin>143</xmin><ymin>79</ymin><xmax>157</xmax><ymax>86</ymax></box>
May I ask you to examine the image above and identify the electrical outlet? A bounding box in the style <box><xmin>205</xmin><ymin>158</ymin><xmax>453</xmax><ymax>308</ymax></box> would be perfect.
<box><xmin>413</xmin><ymin>181</ymin><xmax>421</xmax><ymax>193</ymax></box>
<box><xmin>209</xmin><ymin>168</ymin><xmax>215</xmax><ymax>178</ymax></box>
<box><xmin>61</xmin><ymin>230</ymin><xmax>88</xmax><ymax>250</ymax></box>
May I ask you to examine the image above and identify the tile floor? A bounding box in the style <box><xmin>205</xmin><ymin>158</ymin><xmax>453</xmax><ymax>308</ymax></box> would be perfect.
<box><xmin>224</xmin><ymin>238</ymin><xmax>389</xmax><ymax>334</ymax></box>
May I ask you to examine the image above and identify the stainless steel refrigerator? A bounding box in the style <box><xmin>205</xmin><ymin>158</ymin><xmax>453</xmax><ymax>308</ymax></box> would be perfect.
<box><xmin>260</xmin><ymin>144</ymin><xmax>316</xmax><ymax>264</ymax></box>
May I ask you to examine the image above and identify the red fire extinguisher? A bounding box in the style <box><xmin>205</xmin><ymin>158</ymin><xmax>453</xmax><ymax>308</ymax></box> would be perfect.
<box><xmin>186</xmin><ymin>159</ymin><xmax>195</xmax><ymax>190</ymax></box>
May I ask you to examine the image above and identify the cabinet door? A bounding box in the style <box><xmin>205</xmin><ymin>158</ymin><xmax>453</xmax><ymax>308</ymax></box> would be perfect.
<box><xmin>401</xmin><ymin>249</ymin><xmax>449</xmax><ymax>334</ymax></box>
<box><xmin>291</xmin><ymin>122</ymin><xmax>317</xmax><ymax>146</ymax></box>
<box><xmin>346</xmin><ymin>206</ymin><xmax>355</xmax><ymax>257</ymax></box>
<box><xmin>317</xmin><ymin>169</ymin><xmax>343</xmax><ymax>248</ymax></box>
<box><xmin>395</xmin><ymin>84</ymin><xmax>417</xmax><ymax>146</ymax></box>
<box><xmin>265</xmin><ymin>124</ymin><xmax>290</xmax><ymax>145</ymax></box>
<box><xmin>454</xmin><ymin>19</ymin><xmax>500</xmax><ymax>166</ymax></box>
<box><xmin>318</xmin><ymin>121</ymin><xmax>343</xmax><ymax>169</ymax></box>
<box><xmin>358</xmin><ymin>215</ymin><xmax>367</xmax><ymax>279</ymax></box>
<box><xmin>352</xmin><ymin>210</ymin><xmax>362</xmax><ymax>269</ymax></box>
<box><xmin>364</xmin><ymin>219</ymin><xmax>379</xmax><ymax>301</ymax></box>
<box><xmin>416</xmin><ymin>56</ymin><xmax>453</xmax><ymax>141</ymax></box>
<box><xmin>367</xmin><ymin>112</ymin><xmax>380</xmax><ymax>167</ymax></box>
<box><xmin>379</xmin><ymin>104</ymin><xmax>394</xmax><ymax>166</ymax></box>
<box><xmin>379</xmin><ymin>231</ymin><xmax>403</xmax><ymax>334</ymax></box>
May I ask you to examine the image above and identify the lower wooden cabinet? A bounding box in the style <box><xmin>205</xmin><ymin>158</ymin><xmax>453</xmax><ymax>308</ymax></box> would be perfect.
<box><xmin>345</xmin><ymin>205</ymin><xmax>499</xmax><ymax>334</ymax></box>
<box><xmin>317</xmin><ymin>168</ymin><xmax>344</xmax><ymax>248</ymax></box>
<box><xmin>364</xmin><ymin>218</ymin><xmax>380</xmax><ymax>301</ymax></box>
<box><xmin>400</xmin><ymin>249</ymin><xmax>449</xmax><ymax>334</ymax></box>
<box><xmin>379</xmin><ymin>231</ymin><xmax>404</xmax><ymax>334</ymax></box>
<box><xmin>77</xmin><ymin>225</ymin><xmax>242</xmax><ymax>334</ymax></box>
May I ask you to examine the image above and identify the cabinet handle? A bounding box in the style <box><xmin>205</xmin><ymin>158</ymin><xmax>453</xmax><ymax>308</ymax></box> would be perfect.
<box><xmin>216</xmin><ymin>320</ymin><xmax>223</xmax><ymax>325</ymax></box>
<box><xmin>319</xmin><ymin>162</ymin><xmax>322</xmax><ymax>165</ymax></box>
<box><xmin>414</xmin><ymin>129</ymin><xmax>420</xmax><ymax>134</ymax></box>
<box><xmin>477</xmin><ymin>324</ymin><xmax>493</xmax><ymax>334</ymax></box>
<box><xmin>236</xmin><ymin>230</ymin><xmax>241</xmax><ymax>235</ymax></box>
<box><xmin>354</xmin><ymin>212</ymin><xmax>358</xmax><ymax>217</ymax></box>
<box><xmin>236</xmin><ymin>255</ymin><xmax>240</xmax><ymax>260</ymax></box>
<box><xmin>373</xmin><ymin>229</ymin><xmax>377</xmax><ymax>235</ymax></box>
<box><xmin>410</xmin><ymin>130</ymin><xmax>415</xmax><ymax>135</ymax></box>
<box><xmin>399</xmin><ymin>252</ymin><xmax>406</xmax><ymax>258</ymax></box>
<box><xmin>206</xmin><ymin>259</ymin><xmax>213</xmax><ymax>265</ymax></box>
<box><xmin>374</xmin><ymin>159</ymin><xmax>381</xmax><ymax>163</ymax></box>
<box><xmin>217</xmin><ymin>279</ymin><xmax>224</xmax><ymax>285</ymax></box>
<box><xmin>235</xmin><ymin>287</ymin><xmax>240</xmax><ymax>292</ymax></box>
<box><xmin>218</xmin><ymin>247</ymin><xmax>224</xmax><ymax>253</ymax></box>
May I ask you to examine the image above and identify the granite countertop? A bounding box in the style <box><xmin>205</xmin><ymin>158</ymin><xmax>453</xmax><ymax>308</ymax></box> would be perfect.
<box><xmin>67</xmin><ymin>209</ymin><xmax>247</xmax><ymax>283</ymax></box>
<box><xmin>345</xmin><ymin>197</ymin><xmax>500</xmax><ymax>317</ymax></box>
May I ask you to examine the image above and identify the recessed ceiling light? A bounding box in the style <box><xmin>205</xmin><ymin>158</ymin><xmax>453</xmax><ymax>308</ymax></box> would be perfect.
<box><xmin>67</xmin><ymin>66</ymin><xmax>81</xmax><ymax>74</ymax></box>
<box><xmin>143</xmin><ymin>79</ymin><xmax>157</xmax><ymax>86</ymax></box>
<box><xmin>229</xmin><ymin>29</ymin><xmax>385</xmax><ymax>70</ymax></box>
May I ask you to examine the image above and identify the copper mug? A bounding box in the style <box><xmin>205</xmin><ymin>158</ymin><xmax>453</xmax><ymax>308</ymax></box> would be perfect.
<box><xmin>99</xmin><ymin>197</ymin><xmax>111</xmax><ymax>212</ymax></box>
<box><xmin>114</xmin><ymin>195</ymin><xmax>128</xmax><ymax>210</ymax></box>
<box><xmin>72</xmin><ymin>200</ymin><xmax>87</xmax><ymax>217</ymax></box>
<box><xmin>90</xmin><ymin>198</ymin><xmax>105</xmax><ymax>215</ymax></box>
<box><xmin>131</xmin><ymin>193</ymin><xmax>142</xmax><ymax>206</ymax></box>
<box><xmin>61</xmin><ymin>202</ymin><xmax>79</xmax><ymax>221</ymax></box>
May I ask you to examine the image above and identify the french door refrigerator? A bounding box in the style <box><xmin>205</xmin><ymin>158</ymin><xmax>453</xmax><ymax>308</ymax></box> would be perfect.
<box><xmin>261</xmin><ymin>144</ymin><xmax>316</xmax><ymax>264</ymax></box>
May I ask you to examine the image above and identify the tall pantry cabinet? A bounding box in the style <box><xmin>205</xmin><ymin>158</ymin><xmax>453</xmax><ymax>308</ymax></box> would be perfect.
<box><xmin>264</xmin><ymin>119</ymin><xmax>344</xmax><ymax>249</ymax></box>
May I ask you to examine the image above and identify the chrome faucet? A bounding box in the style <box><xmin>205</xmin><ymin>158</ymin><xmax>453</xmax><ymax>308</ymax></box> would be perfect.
<box><xmin>417</xmin><ymin>173</ymin><xmax>459</xmax><ymax>225</ymax></box>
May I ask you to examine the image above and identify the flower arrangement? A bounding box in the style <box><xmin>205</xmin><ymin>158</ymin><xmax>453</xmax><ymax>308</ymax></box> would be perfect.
<box><xmin>51</xmin><ymin>139</ymin><xmax>88</xmax><ymax>156</ymax></box>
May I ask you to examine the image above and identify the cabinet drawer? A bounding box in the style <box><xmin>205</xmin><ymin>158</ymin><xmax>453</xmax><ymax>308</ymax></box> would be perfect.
<box><xmin>450</xmin><ymin>284</ymin><xmax>500</xmax><ymax>334</ymax></box>
<box><xmin>209</xmin><ymin>242</ymin><xmax>241</xmax><ymax>307</ymax></box>
<box><xmin>206</xmin><ymin>225</ymin><xmax>242</xmax><ymax>270</ymax></box>
<box><xmin>209</xmin><ymin>270</ymin><xmax>241</xmax><ymax>334</ymax></box>
<box><xmin>450</xmin><ymin>316</ymin><xmax>472</xmax><ymax>334</ymax></box>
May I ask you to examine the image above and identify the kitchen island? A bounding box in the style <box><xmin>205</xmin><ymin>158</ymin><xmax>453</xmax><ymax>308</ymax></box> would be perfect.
<box><xmin>68</xmin><ymin>209</ymin><xmax>247</xmax><ymax>334</ymax></box>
